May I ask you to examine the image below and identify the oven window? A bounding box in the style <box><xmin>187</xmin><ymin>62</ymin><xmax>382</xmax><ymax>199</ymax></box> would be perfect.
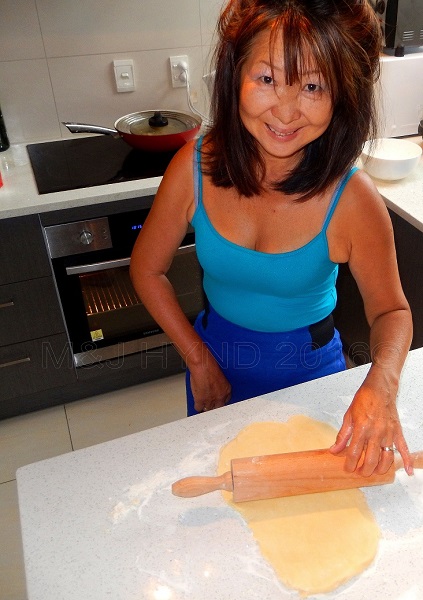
<box><xmin>78</xmin><ymin>251</ymin><xmax>203</xmax><ymax>343</ymax></box>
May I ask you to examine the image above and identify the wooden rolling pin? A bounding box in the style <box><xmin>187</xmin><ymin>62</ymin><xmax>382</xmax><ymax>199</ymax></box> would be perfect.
<box><xmin>172</xmin><ymin>448</ymin><xmax>423</xmax><ymax>503</ymax></box>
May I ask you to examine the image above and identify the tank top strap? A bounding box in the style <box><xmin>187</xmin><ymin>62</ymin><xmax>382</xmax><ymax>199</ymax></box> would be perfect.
<box><xmin>322</xmin><ymin>166</ymin><xmax>359</xmax><ymax>231</ymax></box>
<box><xmin>193</xmin><ymin>135</ymin><xmax>204</xmax><ymax>209</ymax></box>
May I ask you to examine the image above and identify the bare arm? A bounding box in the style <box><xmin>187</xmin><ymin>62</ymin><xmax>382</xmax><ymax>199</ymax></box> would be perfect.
<box><xmin>329</xmin><ymin>172</ymin><xmax>413</xmax><ymax>476</ymax></box>
<box><xmin>129</xmin><ymin>142</ymin><xmax>231</xmax><ymax>411</ymax></box>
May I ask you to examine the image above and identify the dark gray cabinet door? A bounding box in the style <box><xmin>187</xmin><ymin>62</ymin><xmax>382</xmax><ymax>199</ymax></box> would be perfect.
<box><xmin>0</xmin><ymin>334</ymin><xmax>76</xmax><ymax>403</ymax></box>
<box><xmin>389</xmin><ymin>209</ymin><xmax>423</xmax><ymax>350</ymax></box>
<box><xmin>0</xmin><ymin>277</ymin><xmax>65</xmax><ymax>346</ymax></box>
<box><xmin>334</xmin><ymin>209</ymin><xmax>423</xmax><ymax>364</ymax></box>
<box><xmin>0</xmin><ymin>214</ymin><xmax>51</xmax><ymax>284</ymax></box>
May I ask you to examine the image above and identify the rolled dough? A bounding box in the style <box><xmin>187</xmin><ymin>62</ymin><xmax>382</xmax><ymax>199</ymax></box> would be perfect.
<box><xmin>217</xmin><ymin>415</ymin><xmax>380</xmax><ymax>596</ymax></box>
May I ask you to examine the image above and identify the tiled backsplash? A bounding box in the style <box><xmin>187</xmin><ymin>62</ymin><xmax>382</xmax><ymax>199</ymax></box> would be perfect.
<box><xmin>3</xmin><ymin>1</ymin><xmax>420</xmax><ymax>146</ymax></box>
<box><xmin>0</xmin><ymin>0</ymin><xmax>223</xmax><ymax>144</ymax></box>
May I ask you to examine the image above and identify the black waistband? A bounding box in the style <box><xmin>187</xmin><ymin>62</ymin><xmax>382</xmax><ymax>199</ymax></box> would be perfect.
<box><xmin>308</xmin><ymin>313</ymin><xmax>334</xmax><ymax>348</ymax></box>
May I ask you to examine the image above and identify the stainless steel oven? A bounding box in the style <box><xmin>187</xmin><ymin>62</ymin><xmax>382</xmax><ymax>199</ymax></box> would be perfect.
<box><xmin>44</xmin><ymin>207</ymin><xmax>204</xmax><ymax>368</ymax></box>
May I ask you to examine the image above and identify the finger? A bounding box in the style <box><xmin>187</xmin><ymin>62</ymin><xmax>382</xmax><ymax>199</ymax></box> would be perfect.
<box><xmin>359</xmin><ymin>438</ymin><xmax>398</xmax><ymax>477</ymax></box>
<box><xmin>330</xmin><ymin>419</ymin><xmax>354</xmax><ymax>454</ymax></box>
<box><xmin>343</xmin><ymin>437</ymin><xmax>366</xmax><ymax>473</ymax></box>
<box><xmin>355</xmin><ymin>440</ymin><xmax>385</xmax><ymax>477</ymax></box>
<box><xmin>374</xmin><ymin>444</ymin><xmax>395</xmax><ymax>475</ymax></box>
<box><xmin>393</xmin><ymin>436</ymin><xmax>413</xmax><ymax>475</ymax></box>
<box><xmin>194</xmin><ymin>400</ymin><xmax>211</xmax><ymax>413</ymax></box>
<box><xmin>215</xmin><ymin>390</ymin><xmax>232</xmax><ymax>409</ymax></box>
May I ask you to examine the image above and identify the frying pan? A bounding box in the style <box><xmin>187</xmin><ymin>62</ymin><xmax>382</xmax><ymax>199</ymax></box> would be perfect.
<box><xmin>63</xmin><ymin>110</ymin><xmax>201</xmax><ymax>152</ymax></box>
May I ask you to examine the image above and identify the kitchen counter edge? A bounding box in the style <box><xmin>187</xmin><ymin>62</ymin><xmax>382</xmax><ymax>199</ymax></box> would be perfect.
<box><xmin>1</xmin><ymin>137</ymin><xmax>422</xmax><ymax>232</ymax></box>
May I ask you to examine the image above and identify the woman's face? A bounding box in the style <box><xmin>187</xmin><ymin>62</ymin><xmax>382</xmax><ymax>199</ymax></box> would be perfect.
<box><xmin>239</xmin><ymin>29</ymin><xmax>334</xmax><ymax>171</ymax></box>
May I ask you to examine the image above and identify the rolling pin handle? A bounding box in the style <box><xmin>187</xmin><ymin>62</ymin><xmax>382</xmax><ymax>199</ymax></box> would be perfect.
<box><xmin>394</xmin><ymin>451</ymin><xmax>423</xmax><ymax>471</ymax></box>
<box><xmin>172</xmin><ymin>471</ymin><xmax>233</xmax><ymax>498</ymax></box>
<box><xmin>409</xmin><ymin>451</ymin><xmax>423</xmax><ymax>470</ymax></box>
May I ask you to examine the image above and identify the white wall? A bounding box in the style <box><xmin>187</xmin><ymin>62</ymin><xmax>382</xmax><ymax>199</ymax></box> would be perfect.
<box><xmin>0</xmin><ymin>0</ymin><xmax>224</xmax><ymax>144</ymax></box>
<box><xmin>3</xmin><ymin>1</ymin><xmax>421</xmax><ymax>146</ymax></box>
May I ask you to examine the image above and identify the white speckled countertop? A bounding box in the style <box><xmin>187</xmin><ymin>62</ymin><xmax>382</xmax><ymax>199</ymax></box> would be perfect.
<box><xmin>1</xmin><ymin>136</ymin><xmax>423</xmax><ymax>231</ymax></box>
<box><xmin>367</xmin><ymin>136</ymin><xmax>423</xmax><ymax>233</ymax></box>
<box><xmin>17</xmin><ymin>347</ymin><xmax>423</xmax><ymax>600</ymax></box>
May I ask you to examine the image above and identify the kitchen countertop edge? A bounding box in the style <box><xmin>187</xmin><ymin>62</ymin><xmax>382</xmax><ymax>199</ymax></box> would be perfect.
<box><xmin>1</xmin><ymin>137</ymin><xmax>422</xmax><ymax>231</ymax></box>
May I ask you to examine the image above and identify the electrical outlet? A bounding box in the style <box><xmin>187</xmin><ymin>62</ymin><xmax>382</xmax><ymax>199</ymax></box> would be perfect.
<box><xmin>113</xmin><ymin>59</ymin><xmax>135</xmax><ymax>92</ymax></box>
<box><xmin>169</xmin><ymin>55</ymin><xmax>188</xmax><ymax>88</ymax></box>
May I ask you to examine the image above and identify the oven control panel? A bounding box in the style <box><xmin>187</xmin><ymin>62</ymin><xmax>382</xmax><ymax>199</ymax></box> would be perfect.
<box><xmin>44</xmin><ymin>217</ymin><xmax>112</xmax><ymax>259</ymax></box>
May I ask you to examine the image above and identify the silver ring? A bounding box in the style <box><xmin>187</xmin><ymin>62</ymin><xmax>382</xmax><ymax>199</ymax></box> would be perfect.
<box><xmin>381</xmin><ymin>446</ymin><xmax>394</xmax><ymax>452</ymax></box>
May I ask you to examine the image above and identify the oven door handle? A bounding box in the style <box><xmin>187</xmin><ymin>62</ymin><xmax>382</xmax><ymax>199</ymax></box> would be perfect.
<box><xmin>65</xmin><ymin>244</ymin><xmax>196</xmax><ymax>275</ymax></box>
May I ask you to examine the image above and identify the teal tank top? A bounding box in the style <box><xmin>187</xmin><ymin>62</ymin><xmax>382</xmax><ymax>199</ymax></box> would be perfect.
<box><xmin>191</xmin><ymin>139</ymin><xmax>357</xmax><ymax>332</ymax></box>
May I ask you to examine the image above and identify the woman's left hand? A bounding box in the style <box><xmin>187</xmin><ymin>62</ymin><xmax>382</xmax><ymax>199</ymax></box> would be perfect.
<box><xmin>330</xmin><ymin>379</ymin><xmax>413</xmax><ymax>477</ymax></box>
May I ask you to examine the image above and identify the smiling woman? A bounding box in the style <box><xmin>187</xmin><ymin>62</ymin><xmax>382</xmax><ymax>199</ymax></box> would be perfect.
<box><xmin>205</xmin><ymin>0</ymin><xmax>382</xmax><ymax>199</ymax></box>
<box><xmin>130</xmin><ymin>0</ymin><xmax>414</xmax><ymax>478</ymax></box>
<box><xmin>238</xmin><ymin>30</ymin><xmax>333</xmax><ymax>179</ymax></box>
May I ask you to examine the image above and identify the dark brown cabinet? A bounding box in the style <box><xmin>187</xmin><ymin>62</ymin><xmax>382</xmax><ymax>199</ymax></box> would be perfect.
<box><xmin>389</xmin><ymin>209</ymin><xmax>423</xmax><ymax>351</ymax></box>
<box><xmin>0</xmin><ymin>215</ymin><xmax>77</xmax><ymax>418</ymax></box>
<box><xmin>0</xmin><ymin>334</ymin><xmax>74</xmax><ymax>402</ymax></box>
<box><xmin>334</xmin><ymin>208</ymin><xmax>423</xmax><ymax>365</ymax></box>
<box><xmin>0</xmin><ymin>278</ymin><xmax>65</xmax><ymax>345</ymax></box>
<box><xmin>0</xmin><ymin>213</ymin><xmax>51</xmax><ymax>282</ymax></box>
<box><xmin>334</xmin><ymin>262</ymin><xmax>371</xmax><ymax>366</ymax></box>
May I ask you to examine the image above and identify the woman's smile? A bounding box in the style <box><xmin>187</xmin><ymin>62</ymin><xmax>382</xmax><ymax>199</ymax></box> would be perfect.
<box><xmin>266</xmin><ymin>123</ymin><xmax>300</xmax><ymax>138</ymax></box>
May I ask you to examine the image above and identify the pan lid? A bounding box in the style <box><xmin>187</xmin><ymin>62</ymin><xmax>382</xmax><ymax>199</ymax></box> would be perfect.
<box><xmin>116</xmin><ymin>110</ymin><xmax>201</xmax><ymax>137</ymax></box>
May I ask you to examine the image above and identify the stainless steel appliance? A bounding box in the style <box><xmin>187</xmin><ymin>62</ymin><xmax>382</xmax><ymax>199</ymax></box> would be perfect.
<box><xmin>370</xmin><ymin>0</ymin><xmax>423</xmax><ymax>52</ymax></box>
<box><xmin>44</xmin><ymin>210</ymin><xmax>203</xmax><ymax>368</ymax></box>
<box><xmin>28</xmin><ymin>136</ymin><xmax>204</xmax><ymax>371</ymax></box>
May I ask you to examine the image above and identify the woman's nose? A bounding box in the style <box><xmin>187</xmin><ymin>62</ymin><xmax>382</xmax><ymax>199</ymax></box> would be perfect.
<box><xmin>271</xmin><ymin>86</ymin><xmax>301</xmax><ymax>123</ymax></box>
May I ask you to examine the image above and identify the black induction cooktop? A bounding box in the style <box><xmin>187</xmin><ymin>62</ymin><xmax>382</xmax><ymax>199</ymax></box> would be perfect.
<box><xmin>27</xmin><ymin>135</ymin><xmax>176</xmax><ymax>195</ymax></box>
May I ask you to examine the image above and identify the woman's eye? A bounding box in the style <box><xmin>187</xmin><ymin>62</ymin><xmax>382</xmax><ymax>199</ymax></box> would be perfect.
<box><xmin>260</xmin><ymin>75</ymin><xmax>274</xmax><ymax>85</ymax></box>
<box><xmin>304</xmin><ymin>83</ymin><xmax>322</xmax><ymax>93</ymax></box>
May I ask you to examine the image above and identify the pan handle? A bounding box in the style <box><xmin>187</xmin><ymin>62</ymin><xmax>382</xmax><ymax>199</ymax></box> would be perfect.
<box><xmin>62</xmin><ymin>122</ymin><xmax>118</xmax><ymax>136</ymax></box>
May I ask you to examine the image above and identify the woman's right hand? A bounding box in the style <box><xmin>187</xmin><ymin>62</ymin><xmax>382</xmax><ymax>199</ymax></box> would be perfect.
<box><xmin>188</xmin><ymin>349</ymin><xmax>232</xmax><ymax>413</ymax></box>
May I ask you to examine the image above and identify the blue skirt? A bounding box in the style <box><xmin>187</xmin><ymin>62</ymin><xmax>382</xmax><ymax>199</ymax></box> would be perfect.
<box><xmin>185</xmin><ymin>305</ymin><xmax>346</xmax><ymax>416</ymax></box>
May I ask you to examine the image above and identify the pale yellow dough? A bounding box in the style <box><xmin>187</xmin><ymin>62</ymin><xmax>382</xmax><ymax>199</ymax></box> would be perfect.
<box><xmin>217</xmin><ymin>415</ymin><xmax>380</xmax><ymax>597</ymax></box>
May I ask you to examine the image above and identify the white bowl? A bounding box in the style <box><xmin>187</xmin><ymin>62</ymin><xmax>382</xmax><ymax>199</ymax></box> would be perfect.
<box><xmin>361</xmin><ymin>138</ymin><xmax>422</xmax><ymax>181</ymax></box>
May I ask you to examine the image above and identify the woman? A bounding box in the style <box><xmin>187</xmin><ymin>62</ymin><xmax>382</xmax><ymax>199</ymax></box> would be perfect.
<box><xmin>130</xmin><ymin>0</ymin><xmax>413</xmax><ymax>476</ymax></box>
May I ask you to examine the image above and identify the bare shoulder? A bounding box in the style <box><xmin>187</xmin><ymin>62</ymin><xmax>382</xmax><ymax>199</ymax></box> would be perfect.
<box><xmin>156</xmin><ymin>139</ymin><xmax>195</xmax><ymax>200</ymax></box>
<box><xmin>139</xmin><ymin>140</ymin><xmax>197</xmax><ymax>232</ymax></box>
<box><xmin>164</xmin><ymin>138</ymin><xmax>195</xmax><ymax>178</ymax></box>
<box><xmin>340</xmin><ymin>169</ymin><xmax>390</xmax><ymax>220</ymax></box>
<box><xmin>328</xmin><ymin>168</ymin><xmax>393</xmax><ymax>263</ymax></box>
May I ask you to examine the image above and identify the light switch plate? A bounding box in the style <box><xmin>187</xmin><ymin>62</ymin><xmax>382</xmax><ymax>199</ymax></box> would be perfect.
<box><xmin>113</xmin><ymin>59</ymin><xmax>135</xmax><ymax>93</ymax></box>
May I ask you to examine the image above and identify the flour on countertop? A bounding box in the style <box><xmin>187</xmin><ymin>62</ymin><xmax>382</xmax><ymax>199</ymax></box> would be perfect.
<box><xmin>110</xmin><ymin>470</ymin><xmax>169</xmax><ymax>524</ymax></box>
<box><xmin>110</xmin><ymin>439</ymin><xmax>219</xmax><ymax>524</ymax></box>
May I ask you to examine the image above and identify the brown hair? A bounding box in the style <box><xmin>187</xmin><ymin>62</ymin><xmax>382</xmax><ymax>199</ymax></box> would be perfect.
<box><xmin>203</xmin><ymin>0</ymin><xmax>382</xmax><ymax>200</ymax></box>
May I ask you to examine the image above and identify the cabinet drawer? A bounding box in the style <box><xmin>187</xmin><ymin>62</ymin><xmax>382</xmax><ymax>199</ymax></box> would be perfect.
<box><xmin>0</xmin><ymin>214</ymin><xmax>51</xmax><ymax>284</ymax></box>
<box><xmin>0</xmin><ymin>277</ymin><xmax>65</xmax><ymax>346</ymax></box>
<box><xmin>0</xmin><ymin>334</ymin><xmax>77</xmax><ymax>402</ymax></box>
